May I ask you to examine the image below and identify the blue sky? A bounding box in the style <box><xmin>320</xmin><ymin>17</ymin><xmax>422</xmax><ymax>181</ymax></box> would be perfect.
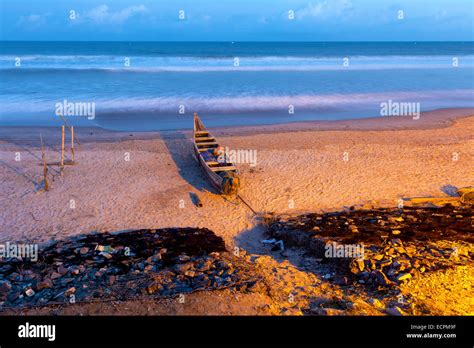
<box><xmin>1</xmin><ymin>0</ymin><xmax>473</xmax><ymax>41</ymax></box>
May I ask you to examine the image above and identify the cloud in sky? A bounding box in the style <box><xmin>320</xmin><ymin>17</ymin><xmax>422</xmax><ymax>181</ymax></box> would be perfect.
<box><xmin>83</xmin><ymin>4</ymin><xmax>148</xmax><ymax>24</ymax></box>
<box><xmin>17</xmin><ymin>13</ymin><xmax>50</xmax><ymax>28</ymax></box>
<box><xmin>1</xmin><ymin>0</ymin><xmax>473</xmax><ymax>41</ymax></box>
<box><xmin>296</xmin><ymin>0</ymin><xmax>353</xmax><ymax>20</ymax></box>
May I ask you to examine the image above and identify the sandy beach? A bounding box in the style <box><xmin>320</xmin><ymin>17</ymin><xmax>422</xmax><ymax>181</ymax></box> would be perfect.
<box><xmin>0</xmin><ymin>108</ymin><xmax>473</xmax><ymax>315</ymax></box>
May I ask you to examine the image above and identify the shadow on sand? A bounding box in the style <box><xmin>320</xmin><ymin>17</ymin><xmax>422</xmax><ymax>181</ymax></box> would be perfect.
<box><xmin>440</xmin><ymin>184</ymin><xmax>460</xmax><ymax>197</ymax></box>
<box><xmin>158</xmin><ymin>130</ymin><xmax>215</xmax><ymax>193</ymax></box>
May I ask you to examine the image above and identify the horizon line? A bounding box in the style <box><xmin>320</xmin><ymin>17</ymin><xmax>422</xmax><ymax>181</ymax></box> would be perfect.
<box><xmin>1</xmin><ymin>40</ymin><xmax>473</xmax><ymax>43</ymax></box>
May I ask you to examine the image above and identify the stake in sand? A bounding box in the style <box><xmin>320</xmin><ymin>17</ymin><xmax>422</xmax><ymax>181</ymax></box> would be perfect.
<box><xmin>71</xmin><ymin>126</ymin><xmax>75</xmax><ymax>163</ymax></box>
<box><xmin>40</xmin><ymin>134</ymin><xmax>49</xmax><ymax>191</ymax></box>
<box><xmin>60</xmin><ymin>125</ymin><xmax>65</xmax><ymax>175</ymax></box>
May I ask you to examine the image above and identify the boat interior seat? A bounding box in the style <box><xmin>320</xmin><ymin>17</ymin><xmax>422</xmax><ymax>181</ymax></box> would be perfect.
<box><xmin>210</xmin><ymin>165</ymin><xmax>236</xmax><ymax>172</ymax></box>
<box><xmin>197</xmin><ymin>142</ymin><xmax>218</xmax><ymax>147</ymax></box>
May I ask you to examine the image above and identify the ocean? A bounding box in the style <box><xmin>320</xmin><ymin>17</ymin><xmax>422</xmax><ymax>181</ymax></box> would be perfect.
<box><xmin>0</xmin><ymin>41</ymin><xmax>473</xmax><ymax>130</ymax></box>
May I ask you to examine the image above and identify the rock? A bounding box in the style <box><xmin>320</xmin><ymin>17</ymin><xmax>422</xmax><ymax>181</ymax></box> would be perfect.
<box><xmin>100</xmin><ymin>252</ymin><xmax>112</xmax><ymax>259</ymax></box>
<box><xmin>50</xmin><ymin>272</ymin><xmax>62</xmax><ymax>280</ymax></box>
<box><xmin>350</xmin><ymin>259</ymin><xmax>365</xmax><ymax>274</ymax></box>
<box><xmin>334</xmin><ymin>276</ymin><xmax>349</xmax><ymax>285</ymax></box>
<box><xmin>349</xmin><ymin>225</ymin><xmax>359</xmax><ymax>233</ymax></box>
<box><xmin>107</xmin><ymin>275</ymin><xmax>116</xmax><ymax>286</ymax></box>
<box><xmin>79</xmin><ymin>247</ymin><xmax>89</xmax><ymax>255</ymax></box>
<box><xmin>385</xmin><ymin>306</ymin><xmax>406</xmax><ymax>316</ymax></box>
<box><xmin>368</xmin><ymin>298</ymin><xmax>385</xmax><ymax>309</ymax></box>
<box><xmin>246</xmin><ymin>281</ymin><xmax>267</xmax><ymax>294</ymax></box>
<box><xmin>22</xmin><ymin>270</ymin><xmax>37</xmax><ymax>281</ymax></box>
<box><xmin>356</xmin><ymin>259</ymin><xmax>365</xmax><ymax>272</ymax></box>
<box><xmin>371</xmin><ymin>270</ymin><xmax>393</xmax><ymax>287</ymax></box>
<box><xmin>62</xmin><ymin>278</ymin><xmax>74</xmax><ymax>285</ymax></box>
<box><xmin>197</xmin><ymin>261</ymin><xmax>212</xmax><ymax>272</ymax></box>
<box><xmin>184</xmin><ymin>270</ymin><xmax>196</xmax><ymax>277</ymax></box>
<box><xmin>64</xmin><ymin>287</ymin><xmax>76</xmax><ymax>296</ymax></box>
<box><xmin>379</xmin><ymin>259</ymin><xmax>392</xmax><ymax>269</ymax></box>
<box><xmin>0</xmin><ymin>280</ymin><xmax>12</xmax><ymax>294</ymax></box>
<box><xmin>25</xmin><ymin>288</ymin><xmax>35</xmax><ymax>297</ymax></box>
<box><xmin>0</xmin><ymin>281</ymin><xmax>12</xmax><ymax>300</ymax></box>
<box><xmin>322</xmin><ymin>308</ymin><xmax>346</xmax><ymax>316</ymax></box>
<box><xmin>389</xmin><ymin>216</ymin><xmax>404</xmax><ymax>223</ymax></box>
<box><xmin>146</xmin><ymin>282</ymin><xmax>163</xmax><ymax>294</ymax></box>
<box><xmin>57</xmin><ymin>265</ymin><xmax>68</xmax><ymax>275</ymax></box>
<box><xmin>176</xmin><ymin>262</ymin><xmax>194</xmax><ymax>273</ymax></box>
<box><xmin>397</xmin><ymin>273</ymin><xmax>412</xmax><ymax>282</ymax></box>
<box><xmin>280</xmin><ymin>307</ymin><xmax>302</xmax><ymax>315</ymax></box>
<box><xmin>385</xmin><ymin>248</ymin><xmax>395</xmax><ymax>256</ymax></box>
<box><xmin>37</xmin><ymin>278</ymin><xmax>53</xmax><ymax>290</ymax></box>
<box><xmin>391</xmin><ymin>238</ymin><xmax>403</xmax><ymax>246</ymax></box>
<box><xmin>9</xmin><ymin>272</ymin><xmax>22</xmax><ymax>281</ymax></box>
<box><xmin>7</xmin><ymin>291</ymin><xmax>21</xmax><ymax>302</ymax></box>
<box><xmin>178</xmin><ymin>254</ymin><xmax>191</xmax><ymax>262</ymax></box>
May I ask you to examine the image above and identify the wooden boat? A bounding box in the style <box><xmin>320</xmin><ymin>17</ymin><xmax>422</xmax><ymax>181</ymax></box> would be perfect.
<box><xmin>405</xmin><ymin>186</ymin><xmax>474</xmax><ymax>206</ymax></box>
<box><xmin>193</xmin><ymin>113</ymin><xmax>240</xmax><ymax>195</ymax></box>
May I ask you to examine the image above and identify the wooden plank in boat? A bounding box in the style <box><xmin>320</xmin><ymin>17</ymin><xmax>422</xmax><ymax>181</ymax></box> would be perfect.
<box><xmin>210</xmin><ymin>165</ymin><xmax>236</xmax><ymax>172</ymax></box>
<box><xmin>197</xmin><ymin>142</ymin><xmax>218</xmax><ymax>147</ymax></box>
<box><xmin>195</xmin><ymin>137</ymin><xmax>215</xmax><ymax>142</ymax></box>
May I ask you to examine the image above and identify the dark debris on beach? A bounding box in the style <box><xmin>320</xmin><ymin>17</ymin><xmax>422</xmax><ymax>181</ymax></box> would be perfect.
<box><xmin>268</xmin><ymin>204</ymin><xmax>473</xmax><ymax>289</ymax></box>
<box><xmin>0</xmin><ymin>228</ymin><xmax>259</xmax><ymax>309</ymax></box>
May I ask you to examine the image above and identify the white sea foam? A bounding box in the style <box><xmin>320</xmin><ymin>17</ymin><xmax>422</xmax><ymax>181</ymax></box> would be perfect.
<box><xmin>2</xmin><ymin>90</ymin><xmax>472</xmax><ymax>114</ymax></box>
<box><xmin>1</xmin><ymin>54</ymin><xmax>473</xmax><ymax>71</ymax></box>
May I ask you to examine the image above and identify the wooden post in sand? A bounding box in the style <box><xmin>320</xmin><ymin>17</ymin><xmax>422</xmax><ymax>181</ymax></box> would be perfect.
<box><xmin>71</xmin><ymin>126</ymin><xmax>75</xmax><ymax>163</ymax></box>
<box><xmin>40</xmin><ymin>134</ymin><xmax>49</xmax><ymax>191</ymax></box>
<box><xmin>60</xmin><ymin>125</ymin><xmax>65</xmax><ymax>175</ymax></box>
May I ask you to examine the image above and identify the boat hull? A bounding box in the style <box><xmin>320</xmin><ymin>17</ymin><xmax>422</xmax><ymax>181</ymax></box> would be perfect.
<box><xmin>193</xmin><ymin>114</ymin><xmax>239</xmax><ymax>194</ymax></box>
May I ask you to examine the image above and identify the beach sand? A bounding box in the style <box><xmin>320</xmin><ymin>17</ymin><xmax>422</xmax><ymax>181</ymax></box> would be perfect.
<box><xmin>0</xmin><ymin>108</ymin><xmax>473</xmax><ymax>315</ymax></box>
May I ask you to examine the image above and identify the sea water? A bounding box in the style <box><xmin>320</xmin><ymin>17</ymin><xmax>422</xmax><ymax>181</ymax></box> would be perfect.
<box><xmin>0</xmin><ymin>41</ymin><xmax>473</xmax><ymax>130</ymax></box>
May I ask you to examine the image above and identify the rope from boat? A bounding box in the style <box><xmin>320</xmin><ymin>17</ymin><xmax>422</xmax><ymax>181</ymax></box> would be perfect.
<box><xmin>237</xmin><ymin>194</ymin><xmax>258</xmax><ymax>215</ymax></box>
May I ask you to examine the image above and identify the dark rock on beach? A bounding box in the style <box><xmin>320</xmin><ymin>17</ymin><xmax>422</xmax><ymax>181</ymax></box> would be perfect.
<box><xmin>0</xmin><ymin>228</ymin><xmax>259</xmax><ymax>309</ymax></box>
<box><xmin>267</xmin><ymin>204</ymin><xmax>473</xmax><ymax>289</ymax></box>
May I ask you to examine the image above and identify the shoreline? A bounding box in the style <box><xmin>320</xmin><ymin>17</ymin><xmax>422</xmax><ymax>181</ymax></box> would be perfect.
<box><xmin>0</xmin><ymin>107</ymin><xmax>473</xmax><ymax>146</ymax></box>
